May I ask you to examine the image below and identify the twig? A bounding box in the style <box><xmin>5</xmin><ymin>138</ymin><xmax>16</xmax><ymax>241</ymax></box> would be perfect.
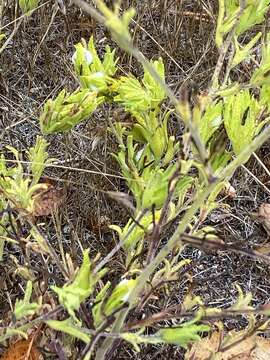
<box><xmin>0</xmin><ymin>18</ymin><xmax>23</xmax><ymax>55</ymax></box>
<box><xmin>125</xmin><ymin>306</ymin><xmax>268</xmax><ymax>331</ymax></box>
<box><xmin>94</xmin><ymin>209</ymin><xmax>147</xmax><ymax>274</ymax></box>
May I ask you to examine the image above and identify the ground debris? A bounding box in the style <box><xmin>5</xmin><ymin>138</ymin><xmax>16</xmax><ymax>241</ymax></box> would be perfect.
<box><xmin>185</xmin><ymin>331</ymin><xmax>270</xmax><ymax>360</ymax></box>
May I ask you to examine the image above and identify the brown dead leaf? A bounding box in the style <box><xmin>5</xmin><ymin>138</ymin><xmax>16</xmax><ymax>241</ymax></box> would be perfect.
<box><xmin>254</xmin><ymin>243</ymin><xmax>270</xmax><ymax>255</ymax></box>
<box><xmin>33</xmin><ymin>183</ymin><xmax>63</xmax><ymax>217</ymax></box>
<box><xmin>185</xmin><ymin>332</ymin><xmax>270</xmax><ymax>360</ymax></box>
<box><xmin>88</xmin><ymin>214</ymin><xmax>110</xmax><ymax>235</ymax></box>
<box><xmin>255</xmin><ymin>203</ymin><xmax>270</xmax><ymax>235</ymax></box>
<box><xmin>0</xmin><ymin>339</ymin><xmax>43</xmax><ymax>360</ymax></box>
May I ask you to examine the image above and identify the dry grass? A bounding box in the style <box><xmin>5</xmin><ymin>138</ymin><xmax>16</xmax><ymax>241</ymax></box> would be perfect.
<box><xmin>1</xmin><ymin>0</ymin><xmax>270</xmax><ymax>359</ymax></box>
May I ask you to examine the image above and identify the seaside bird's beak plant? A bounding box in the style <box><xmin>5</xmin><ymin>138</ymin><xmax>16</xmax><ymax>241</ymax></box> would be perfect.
<box><xmin>3</xmin><ymin>0</ymin><xmax>270</xmax><ymax>359</ymax></box>
<box><xmin>0</xmin><ymin>137</ymin><xmax>54</xmax><ymax>261</ymax></box>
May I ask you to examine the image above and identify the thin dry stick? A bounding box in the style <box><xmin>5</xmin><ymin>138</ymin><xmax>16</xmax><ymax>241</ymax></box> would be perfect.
<box><xmin>5</xmin><ymin>159</ymin><xmax>125</xmax><ymax>181</ymax></box>
<box><xmin>241</xmin><ymin>163</ymin><xmax>270</xmax><ymax>196</ymax></box>
<box><xmin>0</xmin><ymin>18</ymin><xmax>23</xmax><ymax>55</ymax></box>
<box><xmin>94</xmin><ymin>209</ymin><xmax>147</xmax><ymax>274</ymax></box>
<box><xmin>31</xmin><ymin>6</ymin><xmax>58</xmax><ymax>68</ymax></box>
<box><xmin>253</xmin><ymin>152</ymin><xmax>270</xmax><ymax>179</ymax></box>
<box><xmin>129</xmin><ymin>16</ymin><xmax>185</xmax><ymax>72</ymax></box>
<box><xmin>0</xmin><ymin>0</ymin><xmax>52</xmax><ymax>31</ymax></box>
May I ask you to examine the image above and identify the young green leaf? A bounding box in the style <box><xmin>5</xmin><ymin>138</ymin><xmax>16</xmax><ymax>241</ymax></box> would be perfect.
<box><xmin>114</xmin><ymin>58</ymin><xmax>166</xmax><ymax>113</ymax></box>
<box><xmin>157</xmin><ymin>323</ymin><xmax>210</xmax><ymax>348</ymax></box>
<box><xmin>27</xmin><ymin>136</ymin><xmax>51</xmax><ymax>185</ymax></box>
<box><xmin>232</xmin><ymin>33</ymin><xmax>261</xmax><ymax>68</ymax></box>
<box><xmin>72</xmin><ymin>37</ymin><xmax>118</xmax><ymax>92</ymax></box>
<box><xmin>114</xmin><ymin>76</ymin><xmax>151</xmax><ymax>112</ymax></box>
<box><xmin>51</xmin><ymin>250</ymin><xmax>106</xmax><ymax>319</ymax></box>
<box><xmin>40</xmin><ymin>89</ymin><xmax>104</xmax><ymax>134</ymax></box>
<box><xmin>14</xmin><ymin>281</ymin><xmax>40</xmax><ymax>320</ymax></box>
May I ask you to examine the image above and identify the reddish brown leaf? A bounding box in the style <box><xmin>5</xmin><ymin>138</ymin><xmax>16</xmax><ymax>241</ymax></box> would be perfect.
<box><xmin>33</xmin><ymin>183</ymin><xmax>63</xmax><ymax>217</ymax></box>
<box><xmin>0</xmin><ymin>339</ymin><xmax>43</xmax><ymax>360</ymax></box>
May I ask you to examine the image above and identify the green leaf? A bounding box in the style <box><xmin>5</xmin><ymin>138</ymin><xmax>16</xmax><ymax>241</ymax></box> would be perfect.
<box><xmin>113</xmin><ymin>76</ymin><xmax>151</xmax><ymax>112</ymax></box>
<box><xmin>197</xmin><ymin>100</ymin><xmax>223</xmax><ymax>145</ymax></box>
<box><xmin>121</xmin><ymin>331</ymin><xmax>161</xmax><ymax>352</ymax></box>
<box><xmin>236</xmin><ymin>1</ymin><xmax>270</xmax><ymax>36</ymax></box>
<box><xmin>14</xmin><ymin>281</ymin><xmax>40</xmax><ymax>320</ymax></box>
<box><xmin>215</xmin><ymin>0</ymin><xmax>237</xmax><ymax>48</ymax></box>
<box><xmin>27</xmin><ymin>136</ymin><xmax>52</xmax><ymax>185</ymax></box>
<box><xmin>251</xmin><ymin>33</ymin><xmax>270</xmax><ymax>85</ymax></box>
<box><xmin>210</xmin><ymin>151</ymin><xmax>232</xmax><ymax>175</ymax></box>
<box><xmin>162</xmin><ymin>136</ymin><xmax>179</xmax><ymax>166</ymax></box>
<box><xmin>131</xmin><ymin>110</ymin><xmax>170</xmax><ymax>161</ymax></box>
<box><xmin>72</xmin><ymin>37</ymin><xmax>118</xmax><ymax>92</ymax></box>
<box><xmin>261</xmin><ymin>84</ymin><xmax>270</xmax><ymax>112</ymax></box>
<box><xmin>224</xmin><ymin>90</ymin><xmax>262</xmax><ymax>157</ymax></box>
<box><xmin>142</xmin><ymin>58</ymin><xmax>166</xmax><ymax>108</ymax></box>
<box><xmin>232</xmin><ymin>33</ymin><xmax>261</xmax><ymax>68</ymax></box>
<box><xmin>122</xmin><ymin>323</ymin><xmax>210</xmax><ymax>351</ymax></box>
<box><xmin>40</xmin><ymin>89</ymin><xmax>104</xmax><ymax>134</ymax></box>
<box><xmin>46</xmin><ymin>318</ymin><xmax>90</xmax><ymax>343</ymax></box>
<box><xmin>92</xmin><ymin>281</ymin><xmax>111</xmax><ymax>327</ymax></box>
<box><xmin>142</xmin><ymin>165</ymin><xmax>178</xmax><ymax>209</ymax></box>
<box><xmin>110</xmin><ymin>210</ymin><xmax>162</xmax><ymax>264</ymax></box>
<box><xmin>19</xmin><ymin>0</ymin><xmax>39</xmax><ymax>15</ymax></box>
<box><xmin>157</xmin><ymin>323</ymin><xmax>210</xmax><ymax>348</ymax></box>
<box><xmin>114</xmin><ymin>59</ymin><xmax>166</xmax><ymax>113</ymax></box>
<box><xmin>51</xmin><ymin>250</ymin><xmax>105</xmax><ymax>319</ymax></box>
<box><xmin>214</xmin><ymin>82</ymin><xmax>241</xmax><ymax>97</ymax></box>
<box><xmin>104</xmin><ymin>278</ymin><xmax>137</xmax><ymax>316</ymax></box>
<box><xmin>216</xmin><ymin>0</ymin><xmax>270</xmax><ymax>48</ymax></box>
